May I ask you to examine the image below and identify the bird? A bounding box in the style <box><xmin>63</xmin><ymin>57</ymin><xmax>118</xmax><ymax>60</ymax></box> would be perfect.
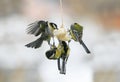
<box><xmin>25</xmin><ymin>20</ymin><xmax>58</xmax><ymax>49</ymax></box>
<box><xmin>59</xmin><ymin>41</ymin><xmax>70</xmax><ymax>74</ymax></box>
<box><xmin>69</xmin><ymin>23</ymin><xmax>91</xmax><ymax>54</ymax></box>
<box><xmin>45</xmin><ymin>41</ymin><xmax>70</xmax><ymax>74</ymax></box>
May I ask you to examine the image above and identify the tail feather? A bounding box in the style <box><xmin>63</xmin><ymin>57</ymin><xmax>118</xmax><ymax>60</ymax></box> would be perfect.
<box><xmin>25</xmin><ymin>37</ymin><xmax>43</xmax><ymax>49</ymax></box>
<box><xmin>60</xmin><ymin>59</ymin><xmax>66</xmax><ymax>74</ymax></box>
<box><xmin>79</xmin><ymin>40</ymin><xmax>91</xmax><ymax>54</ymax></box>
<box><xmin>57</xmin><ymin>58</ymin><xmax>61</xmax><ymax>71</ymax></box>
<box><xmin>60</xmin><ymin>55</ymin><xmax>66</xmax><ymax>74</ymax></box>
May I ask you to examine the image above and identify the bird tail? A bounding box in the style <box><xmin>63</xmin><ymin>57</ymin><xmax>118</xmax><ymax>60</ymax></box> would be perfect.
<box><xmin>79</xmin><ymin>40</ymin><xmax>91</xmax><ymax>54</ymax></box>
<box><xmin>25</xmin><ymin>37</ymin><xmax>43</xmax><ymax>49</ymax></box>
<box><xmin>60</xmin><ymin>58</ymin><xmax>66</xmax><ymax>74</ymax></box>
<box><xmin>59</xmin><ymin>55</ymin><xmax>67</xmax><ymax>75</ymax></box>
<box><xmin>57</xmin><ymin>58</ymin><xmax>61</xmax><ymax>71</ymax></box>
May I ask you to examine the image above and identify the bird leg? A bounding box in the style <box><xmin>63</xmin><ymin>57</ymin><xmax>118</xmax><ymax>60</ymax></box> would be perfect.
<box><xmin>68</xmin><ymin>40</ymin><xmax>71</xmax><ymax>46</ymax></box>
<box><xmin>48</xmin><ymin>43</ymin><xmax>52</xmax><ymax>49</ymax></box>
<box><xmin>48</xmin><ymin>40</ymin><xmax>54</xmax><ymax>49</ymax></box>
<box><xmin>52</xmin><ymin>37</ymin><xmax>55</xmax><ymax>46</ymax></box>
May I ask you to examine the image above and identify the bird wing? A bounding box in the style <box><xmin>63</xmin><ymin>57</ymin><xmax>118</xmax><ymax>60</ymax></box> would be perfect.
<box><xmin>72</xmin><ymin>29</ymin><xmax>82</xmax><ymax>41</ymax></box>
<box><xmin>26</xmin><ymin>21</ymin><xmax>47</xmax><ymax>36</ymax></box>
<box><xmin>25</xmin><ymin>36</ymin><xmax>44</xmax><ymax>49</ymax></box>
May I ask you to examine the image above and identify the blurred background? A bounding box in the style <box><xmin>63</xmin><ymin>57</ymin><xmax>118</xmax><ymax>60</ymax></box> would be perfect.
<box><xmin>0</xmin><ymin>0</ymin><xmax>120</xmax><ymax>82</ymax></box>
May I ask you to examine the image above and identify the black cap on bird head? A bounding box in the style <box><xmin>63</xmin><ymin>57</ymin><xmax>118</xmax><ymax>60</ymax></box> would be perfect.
<box><xmin>45</xmin><ymin>48</ymin><xmax>57</xmax><ymax>59</ymax></box>
<box><xmin>50</xmin><ymin>22</ymin><xmax>58</xmax><ymax>29</ymax></box>
<box><xmin>71</xmin><ymin>23</ymin><xmax>79</xmax><ymax>28</ymax></box>
<box><xmin>46</xmin><ymin>21</ymin><xmax>58</xmax><ymax>29</ymax></box>
<box><xmin>74</xmin><ymin>23</ymin><xmax>78</xmax><ymax>24</ymax></box>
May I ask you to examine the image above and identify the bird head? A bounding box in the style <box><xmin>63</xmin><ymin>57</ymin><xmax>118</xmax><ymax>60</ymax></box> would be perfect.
<box><xmin>50</xmin><ymin>22</ymin><xmax>58</xmax><ymax>30</ymax></box>
<box><xmin>70</xmin><ymin>23</ymin><xmax>83</xmax><ymax>32</ymax></box>
<box><xmin>45</xmin><ymin>47</ymin><xmax>57</xmax><ymax>59</ymax></box>
<box><xmin>47</xmin><ymin>22</ymin><xmax>58</xmax><ymax>30</ymax></box>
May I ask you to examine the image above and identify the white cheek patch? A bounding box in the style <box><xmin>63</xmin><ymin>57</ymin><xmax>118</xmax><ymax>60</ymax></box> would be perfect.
<box><xmin>49</xmin><ymin>54</ymin><xmax>55</xmax><ymax>58</ymax></box>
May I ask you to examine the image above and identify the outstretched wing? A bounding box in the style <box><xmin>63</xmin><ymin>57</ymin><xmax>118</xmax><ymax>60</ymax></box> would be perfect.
<box><xmin>25</xmin><ymin>36</ymin><xmax>44</xmax><ymax>49</ymax></box>
<box><xmin>26</xmin><ymin>20</ymin><xmax>47</xmax><ymax>36</ymax></box>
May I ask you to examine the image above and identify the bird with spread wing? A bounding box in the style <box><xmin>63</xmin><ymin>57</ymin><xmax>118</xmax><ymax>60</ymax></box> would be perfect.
<box><xmin>25</xmin><ymin>21</ymin><xmax>91</xmax><ymax>75</ymax></box>
<box><xmin>25</xmin><ymin>20</ymin><xmax>58</xmax><ymax>49</ymax></box>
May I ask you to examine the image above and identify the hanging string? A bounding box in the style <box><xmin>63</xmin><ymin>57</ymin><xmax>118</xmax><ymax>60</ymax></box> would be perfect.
<box><xmin>60</xmin><ymin>0</ymin><xmax>64</xmax><ymax>28</ymax></box>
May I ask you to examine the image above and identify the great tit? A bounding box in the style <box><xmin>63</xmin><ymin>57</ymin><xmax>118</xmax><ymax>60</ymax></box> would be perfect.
<box><xmin>46</xmin><ymin>41</ymin><xmax>70</xmax><ymax>74</ymax></box>
<box><xmin>59</xmin><ymin>41</ymin><xmax>70</xmax><ymax>74</ymax></box>
<box><xmin>69</xmin><ymin>23</ymin><xmax>91</xmax><ymax>54</ymax></box>
<box><xmin>25</xmin><ymin>20</ymin><xmax>58</xmax><ymax>49</ymax></box>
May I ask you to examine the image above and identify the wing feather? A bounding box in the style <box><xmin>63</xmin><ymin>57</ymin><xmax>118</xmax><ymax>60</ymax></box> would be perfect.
<box><xmin>26</xmin><ymin>21</ymin><xmax>46</xmax><ymax>36</ymax></box>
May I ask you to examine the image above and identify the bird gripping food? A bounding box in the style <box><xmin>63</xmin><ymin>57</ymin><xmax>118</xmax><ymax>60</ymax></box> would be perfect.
<box><xmin>25</xmin><ymin>20</ymin><xmax>58</xmax><ymax>49</ymax></box>
<box><xmin>25</xmin><ymin>21</ymin><xmax>91</xmax><ymax>75</ymax></box>
<box><xmin>70</xmin><ymin>23</ymin><xmax>91</xmax><ymax>54</ymax></box>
